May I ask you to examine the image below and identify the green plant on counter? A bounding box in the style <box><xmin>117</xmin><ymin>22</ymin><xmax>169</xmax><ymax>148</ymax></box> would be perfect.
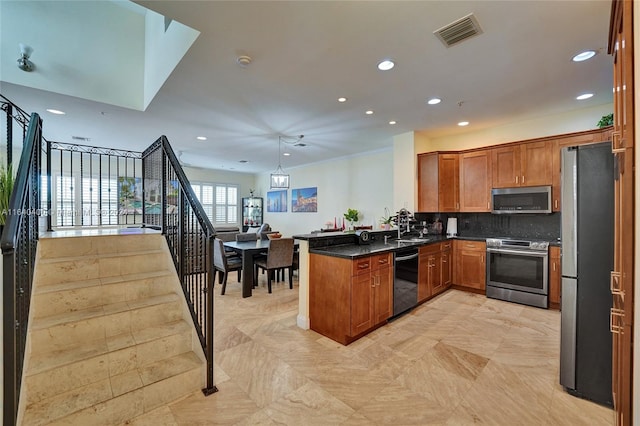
<box><xmin>597</xmin><ymin>113</ymin><xmax>613</xmax><ymax>128</ymax></box>
<box><xmin>379</xmin><ymin>207</ymin><xmax>393</xmax><ymax>224</ymax></box>
<box><xmin>343</xmin><ymin>208</ymin><xmax>359</xmax><ymax>223</ymax></box>
<box><xmin>0</xmin><ymin>163</ymin><xmax>15</xmax><ymax>226</ymax></box>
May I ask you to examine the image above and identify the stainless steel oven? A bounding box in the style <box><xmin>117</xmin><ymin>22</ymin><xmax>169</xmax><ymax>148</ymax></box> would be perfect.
<box><xmin>486</xmin><ymin>238</ymin><xmax>549</xmax><ymax>308</ymax></box>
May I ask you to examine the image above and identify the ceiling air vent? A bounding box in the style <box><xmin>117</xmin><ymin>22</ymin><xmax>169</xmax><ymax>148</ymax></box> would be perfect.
<box><xmin>72</xmin><ymin>135</ymin><xmax>91</xmax><ymax>142</ymax></box>
<box><xmin>434</xmin><ymin>13</ymin><xmax>483</xmax><ymax>48</ymax></box>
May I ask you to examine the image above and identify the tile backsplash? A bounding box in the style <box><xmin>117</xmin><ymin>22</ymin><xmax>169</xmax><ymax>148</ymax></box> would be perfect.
<box><xmin>414</xmin><ymin>212</ymin><xmax>561</xmax><ymax>242</ymax></box>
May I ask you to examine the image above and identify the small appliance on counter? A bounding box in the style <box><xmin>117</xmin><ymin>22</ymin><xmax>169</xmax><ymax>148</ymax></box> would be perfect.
<box><xmin>446</xmin><ymin>218</ymin><xmax>457</xmax><ymax>237</ymax></box>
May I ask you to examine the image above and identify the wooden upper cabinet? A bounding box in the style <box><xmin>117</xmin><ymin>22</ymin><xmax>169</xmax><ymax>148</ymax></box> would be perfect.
<box><xmin>492</xmin><ymin>145</ymin><xmax>520</xmax><ymax>188</ymax></box>
<box><xmin>492</xmin><ymin>142</ymin><xmax>552</xmax><ymax>188</ymax></box>
<box><xmin>418</xmin><ymin>153</ymin><xmax>438</xmax><ymax>212</ymax></box>
<box><xmin>551</xmin><ymin>131</ymin><xmax>602</xmax><ymax>211</ymax></box>
<box><xmin>418</xmin><ymin>152</ymin><xmax>459</xmax><ymax>212</ymax></box>
<box><xmin>459</xmin><ymin>150</ymin><xmax>492</xmax><ymax>212</ymax></box>
<box><xmin>520</xmin><ymin>141</ymin><xmax>552</xmax><ymax>186</ymax></box>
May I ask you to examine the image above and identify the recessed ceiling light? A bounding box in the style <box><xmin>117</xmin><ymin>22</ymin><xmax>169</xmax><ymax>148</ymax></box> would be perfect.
<box><xmin>458</xmin><ymin>121</ymin><xmax>469</xmax><ymax>126</ymax></box>
<box><xmin>46</xmin><ymin>109</ymin><xmax>65</xmax><ymax>115</ymax></box>
<box><xmin>576</xmin><ymin>93</ymin><xmax>594</xmax><ymax>100</ymax></box>
<box><xmin>377</xmin><ymin>60</ymin><xmax>395</xmax><ymax>71</ymax></box>
<box><xmin>365</xmin><ymin>110</ymin><xmax>374</xmax><ymax>115</ymax></box>
<box><xmin>283</xmin><ymin>152</ymin><xmax>291</xmax><ymax>156</ymax></box>
<box><xmin>196</xmin><ymin>136</ymin><xmax>207</xmax><ymax>141</ymax></box>
<box><xmin>389</xmin><ymin>120</ymin><xmax>397</xmax><ymax>125</ymax></box>
<box><xmin>572</xmin><ymin>50</ymin><xmax>597</xmax><ymax>62</ymax></box>
<box><xmin>338</xmin><ymin>97</ymin><xmax>347</xmax><ymax>102</ymax></box>
<box><xmin>427</xmin><ymin>98</ymin><xmax>441</xmax><ymax>105</ymax></box>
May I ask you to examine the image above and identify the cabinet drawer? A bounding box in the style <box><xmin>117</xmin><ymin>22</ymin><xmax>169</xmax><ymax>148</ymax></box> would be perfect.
<box><xmin>441</xmin><ymin>241</ymin><xmax>452</xmax><ymax>251</ymax></box>
<box><xmin>456</xmin><ymin>240</ymin><xmax>485</xmax><ymax>251</ymax></box>
<box><xmin>352</xmin><ymin>257</ymin><xmax>372</xmax><ymax>275</ymax></box>
<box><xmin>371</xmin><ymin>253</ymin><xmax>392</xmax><ymax>269</ymax></box>
<box><xmin>419</xmin><ymin>242</ymin><xmax>441</xmax><ymax>255</ymax></box>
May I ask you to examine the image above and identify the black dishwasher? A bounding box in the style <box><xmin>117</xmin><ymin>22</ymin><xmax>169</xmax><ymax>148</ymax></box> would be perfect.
<box><xmin>393</xmin><ymin>247</ymin><xmax>419</xmax><ymax>318</ymax></box>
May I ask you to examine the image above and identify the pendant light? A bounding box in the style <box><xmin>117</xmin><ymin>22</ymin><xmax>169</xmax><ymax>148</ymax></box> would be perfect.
<box><xmin>270</xmin><ymin>136</ymin><xmax>290</xmax><ymax>189</ymax></box>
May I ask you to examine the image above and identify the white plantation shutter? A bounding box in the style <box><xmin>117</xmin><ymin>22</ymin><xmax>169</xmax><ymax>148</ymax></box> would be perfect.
<box><xmin>56</xmin><ymin>176</ymin><xmax>75</xmax><ymax>226</ymax></box>
<box><xmin>191</xmin><ymin>182</ymin><xmax>236</xmax><ymax>224</ymax></box>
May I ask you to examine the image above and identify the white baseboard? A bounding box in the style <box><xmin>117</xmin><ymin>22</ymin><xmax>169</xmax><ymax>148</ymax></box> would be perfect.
<box><xmin>296</xmin><ymin>314</ymin><xmax>310</xmax><ymax>330</ymax></box>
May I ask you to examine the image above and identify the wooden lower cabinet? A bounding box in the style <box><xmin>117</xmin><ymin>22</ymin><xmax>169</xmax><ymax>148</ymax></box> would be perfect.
<box><xmin>309</xmin><ymin>252</ymin><xmax>392</xmax><ymax>345</ymax></box>
<box><xmin>548</xmin><ymin>246</ymin><xmax>561</xmax><ymax>309</ymax></box>
<box><xmin>453</xmin><ymin>240</ymin><xmax>486</xmax><ymax>291</ymax></box>
<box><xmin>441</xmin><ymin>241</ymin><xmax>452</xmax><ymax>288</ymax></box>
<box><xmin>418</xmin><ymin>241</ymin><xmax>452</xmax><ymax>302</ymax></box>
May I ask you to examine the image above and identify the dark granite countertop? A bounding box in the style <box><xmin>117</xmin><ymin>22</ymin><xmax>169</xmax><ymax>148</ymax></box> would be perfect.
<box><xmin>300</xmin><ymin>230</ymin><xmax>561</xmax><ymax>260</ymax></box>
<box><xmin>308</xmin><ymin>235</ymin><xmax>450</xmax><ymax>259</ymax></box>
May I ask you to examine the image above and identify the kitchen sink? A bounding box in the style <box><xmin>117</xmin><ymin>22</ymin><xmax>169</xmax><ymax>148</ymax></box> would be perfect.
<box><xmin>398</xmin><ymin>237</ymin><xmax>432</xmax><ymax>243</ymax></box>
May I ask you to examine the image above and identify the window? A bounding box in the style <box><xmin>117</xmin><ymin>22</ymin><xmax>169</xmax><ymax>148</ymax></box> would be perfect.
<box><xmin>191</xmin><ymin>182</ymin><xmax>237</xmax><ymax>225</ymax></box>
<box><xmin>43</xmin><ymin>175</ymin><xmax>119</xmax><ymax>227</ymax></box>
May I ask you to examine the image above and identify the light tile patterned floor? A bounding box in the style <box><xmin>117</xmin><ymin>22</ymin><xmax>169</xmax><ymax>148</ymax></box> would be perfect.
<box><xmin>128</xmin><ymin>275</ymin><xmax>614</xmax><ymax>425</ymax></box>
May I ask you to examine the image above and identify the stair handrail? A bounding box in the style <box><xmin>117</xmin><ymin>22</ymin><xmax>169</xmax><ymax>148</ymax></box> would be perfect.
<box><xmin>141</xmin><ymin>135</ymin><xmax>217</xmax><ymax>396</ymax></box>
<box><xmin>2</xmin><ymin>113</ymin><xmax>43</xmax><ymax>426</ymax></box>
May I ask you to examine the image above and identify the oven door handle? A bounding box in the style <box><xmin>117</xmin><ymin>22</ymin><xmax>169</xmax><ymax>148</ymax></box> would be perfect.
<box><xmin>396</xmin><ymin>253</ymin><xmax>419</xmax><ymax>261</ymax></box>
<box><xmin>486</xmin><ymin>247</ymin><xmax>548</xmax><ymax>257</ymax></box>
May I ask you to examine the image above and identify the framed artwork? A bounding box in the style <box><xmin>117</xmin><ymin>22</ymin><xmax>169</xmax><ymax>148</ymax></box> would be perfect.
<box><xmin>267</xmin><ymin>190</ymin><xmax>287</xmax><ymax>212</ymax></box>
<box><xmin>291</xmin><ymin>187</ymin><xmax>317</xmax><ymax>212</ymax></box>
<box><xmin>119</xmin><ymin>177</ymin><xmax>178</xmax><ymax>215</ymax></box>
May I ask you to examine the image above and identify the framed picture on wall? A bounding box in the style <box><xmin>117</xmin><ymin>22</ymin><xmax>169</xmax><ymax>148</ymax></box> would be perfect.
<box><xmin>267</xmin><ymin>190</ymin><xmax>287</xmax><ymax>212</ymax></box>
<box><xmin>291</xmin><ymin>187</ymin><xmax>317</xmax><ymax>212</ymax></box>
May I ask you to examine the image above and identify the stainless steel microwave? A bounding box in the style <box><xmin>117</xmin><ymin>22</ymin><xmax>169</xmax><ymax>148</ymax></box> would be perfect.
<box><xmin>491</xmin><ymin>186</ymin><xmax>552</xmax><ymax>214</ymax></box>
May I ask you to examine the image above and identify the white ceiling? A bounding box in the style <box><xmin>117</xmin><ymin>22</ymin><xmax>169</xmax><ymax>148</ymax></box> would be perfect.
<box><xmin>0</xmin><ymin>1</ymin><xmax>613</xmax><ymax>174</ymax></box>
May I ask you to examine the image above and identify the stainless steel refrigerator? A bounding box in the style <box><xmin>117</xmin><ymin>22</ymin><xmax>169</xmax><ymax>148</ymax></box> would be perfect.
<box><xmin>559</xmin><ymin>142</ymin><xmax>613</xmax><ymax>407</ymax></box>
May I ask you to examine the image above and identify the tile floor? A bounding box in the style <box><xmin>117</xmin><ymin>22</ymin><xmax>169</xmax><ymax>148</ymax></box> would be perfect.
<box><xmin>126</xmin><ymin>272</ymin><xmax>614</xmax><ymax>426</ymax></box>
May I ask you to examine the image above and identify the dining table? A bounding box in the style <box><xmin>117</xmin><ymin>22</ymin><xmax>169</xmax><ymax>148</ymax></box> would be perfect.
<box><xmin>223</xmin><ymin>238</ymin><xmax>298</xmax><ymax>297</ymax></box>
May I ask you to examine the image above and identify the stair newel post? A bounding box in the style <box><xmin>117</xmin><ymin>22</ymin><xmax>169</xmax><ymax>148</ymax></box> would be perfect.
<box><xmin>46</xmin><ymin>139</ymin><xmax>52</xmax><ymax>232</ymax></box>
<box><xmin>2</xmin><ymin>247</ymin><xmax>17</xmax><ymax>426</ymax></box>
<box><xmin>203</xmin><ymin>233</ymin><xmax>217</xmax><ymax>395</ymax></box>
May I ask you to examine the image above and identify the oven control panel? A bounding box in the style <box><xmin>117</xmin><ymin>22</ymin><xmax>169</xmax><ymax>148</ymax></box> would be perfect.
<box><xmin>486</xmin><ymin>238</ymin><xmax>549</xmax><ymax>252</ymax></box>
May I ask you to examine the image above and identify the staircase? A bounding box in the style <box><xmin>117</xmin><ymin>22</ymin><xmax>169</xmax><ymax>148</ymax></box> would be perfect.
<box><xmin>18</xmin><ymin>232</ymin><xmax>206</xmax><ymax>425</ymax></box>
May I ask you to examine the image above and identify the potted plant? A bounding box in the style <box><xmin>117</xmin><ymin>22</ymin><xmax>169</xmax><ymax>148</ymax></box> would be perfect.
<box><xmin>0</xmin><ymin>163</ymin><xmax>15</xmax><ymax>232</ymax></box>
<box><xmin>379</xmin><ymin>207</ymin><xmax>394</xmax><ymax>230</ymax></box>
<box><xmin>597</xmin><ymin>113</ymin><xmax>613</xmax><ymax>128</ymax></box>
<box><xmin>343</xmin><ymin>208</ymin><xmax>359</xmax><ymax>231</ymax></box>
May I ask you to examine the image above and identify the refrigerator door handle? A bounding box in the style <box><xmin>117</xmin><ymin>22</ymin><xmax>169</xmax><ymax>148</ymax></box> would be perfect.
<box><xmin>560</xmin><ymin>277</ymin><xmax>577</xmax><ymax>389</ymax></box>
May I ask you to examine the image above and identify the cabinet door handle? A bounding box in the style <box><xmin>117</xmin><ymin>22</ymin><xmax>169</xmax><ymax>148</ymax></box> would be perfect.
<box><xmin>515</xmin><ymin>176</ymin><xmax>519</xmax><ymax>184</ymax></box>
<box><xmin>522</xmin><ymin>175</ymin><xmax>525</xmax><ymax>184</ymax></box>
<box><xmin>612</xmin><ymin>131</ymin><xmax>622</xmax><ymax>151</ymax></box>
<box><xmin>487</xmin><ymin>201</ymin><xmax>490</xmax><ymax>210</ymax></box>
<box><xmin>611</xmin><ymin>271</ymin><xmax>624</xmax><ymax>299</ymax></box>
<box><xmin>610</xmin><ymin>308</ymin><xmax>624</xmax><ymax>334</ymax></box>
<box><xmin>554</xmin><ymin>199</ymin><xmax>558</xmax><ymax>209</ymax></box>
<box><xmin>371</xmin><ymin>277</ymin><xmax>375</xmax><ymax>288</ymax></box>
<box><xmin>552</xmin><ymin>262</ymin><xmax>556</xmax><ymax>272</ymax></box>
<box><xmin>481</xmin><ymin>255</ymin><xmax>484</xmax><ymax>263</ymax></box>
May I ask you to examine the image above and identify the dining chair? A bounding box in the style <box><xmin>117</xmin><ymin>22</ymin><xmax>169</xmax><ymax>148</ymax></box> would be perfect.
<box><xmin>253</xmin><ymin>237</ymin><xmax>294</xmax><ymax>293</ymax></box>
<box><xmin>213</xmin><ymin>238</ymin><xmax>243</xmax><ymax>295</ymax></box>
<box><xmin>236</xmin><ymin>233</ymin><xmax>259</xmax><ymax>242</ymax></box>
<box><xmin>288</xmin><ymin>249</ymin><xmax>299</xmax><ymax>286</ymax></box>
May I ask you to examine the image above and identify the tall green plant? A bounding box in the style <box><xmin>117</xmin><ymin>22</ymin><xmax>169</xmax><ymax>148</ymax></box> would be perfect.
<box><xmin>0</xmin><ymin>163</ymin><xmax>15</xmax><ymax>226</ymax></box>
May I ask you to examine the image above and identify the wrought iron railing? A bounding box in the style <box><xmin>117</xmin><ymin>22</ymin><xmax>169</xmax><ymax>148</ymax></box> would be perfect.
<box><xmin>142</xmin><ymin>136</ymin><xmax>217</xmax><ymax>395</ymax></box>
<box><xmin>1</xmin><ymin>94</ymin><xmax>32</xmax><ymax>168</ymax></box>
<box><xmin>45</xmin><ymin>141</ymin><xmax>143</xmax><ymax>230</ymax></box>
<box><xmin>2</xmin><ymin>113</ymin><xmax>42</xmax><ymax>426</ymax></box>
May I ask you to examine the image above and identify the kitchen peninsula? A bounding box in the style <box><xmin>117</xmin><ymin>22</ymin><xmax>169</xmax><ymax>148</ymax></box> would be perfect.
<box><xmin>294</xmin><ymin>230</ymin><xmax>453</xmax><ymax>345</ymax></box>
